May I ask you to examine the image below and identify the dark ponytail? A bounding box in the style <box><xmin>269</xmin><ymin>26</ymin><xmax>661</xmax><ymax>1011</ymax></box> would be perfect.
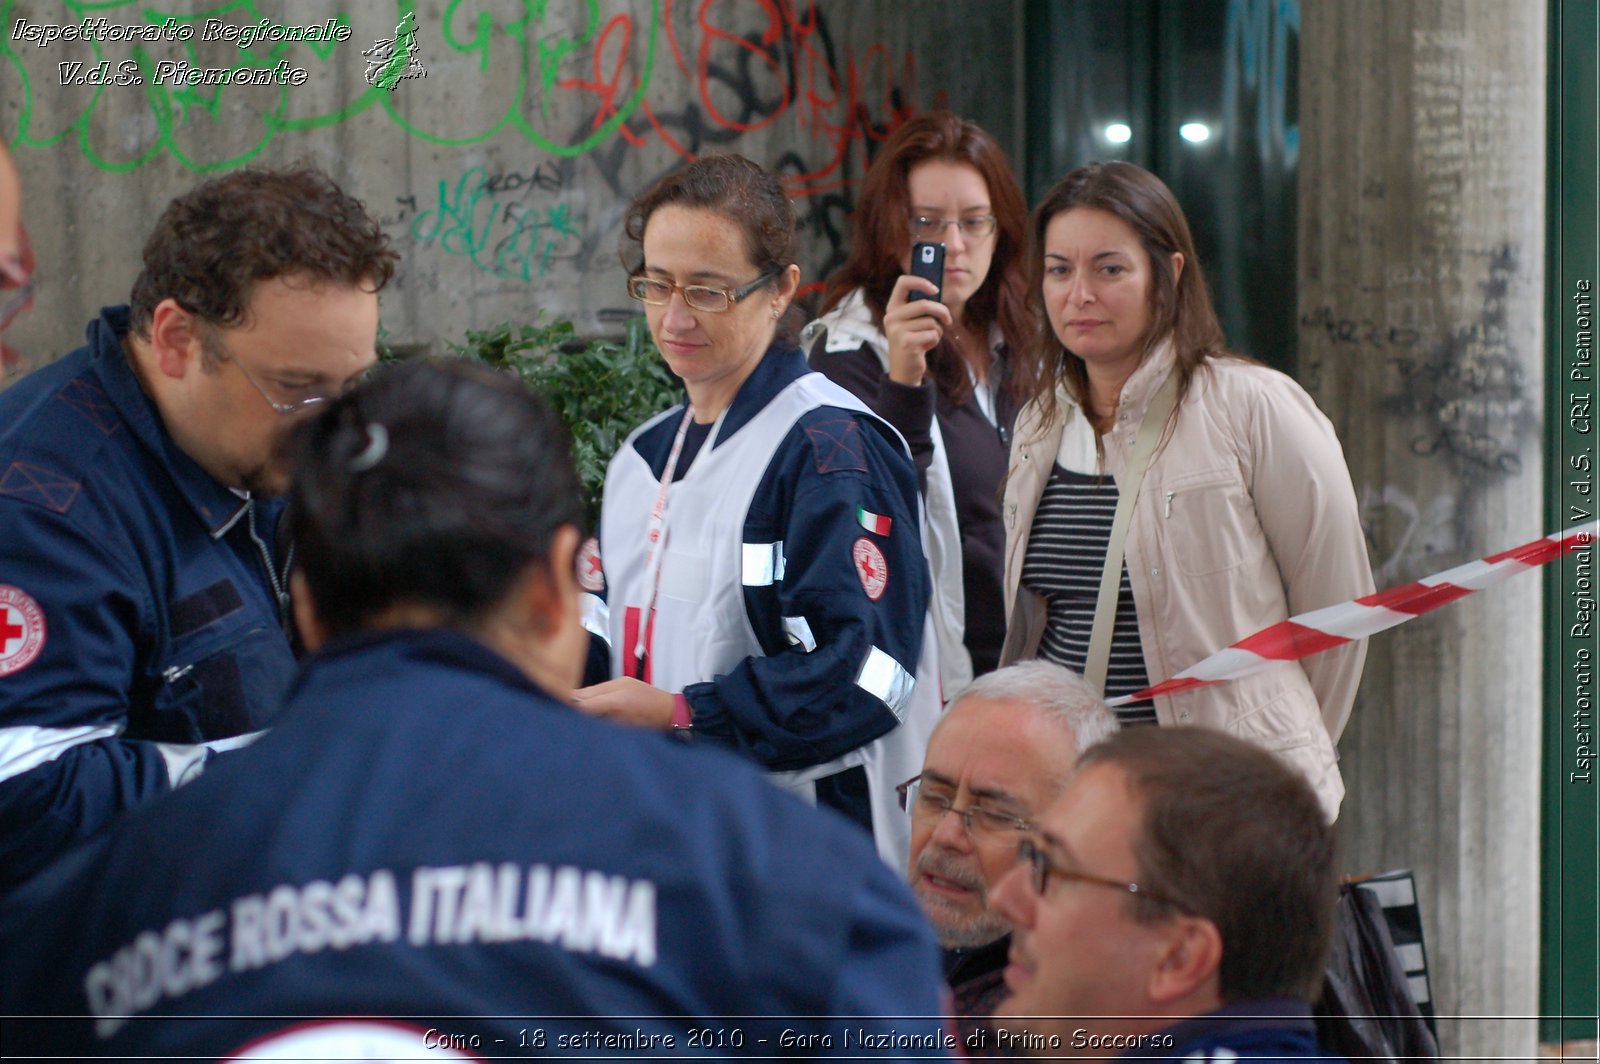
<box><xmin>286</xmin><ymin>358</ymin><xmax>583</xmax><ymax>638</ymax></box>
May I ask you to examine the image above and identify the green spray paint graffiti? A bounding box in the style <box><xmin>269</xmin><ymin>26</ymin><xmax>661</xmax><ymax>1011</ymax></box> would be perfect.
<box><xmin>2</xmin><ymin>0</ymin><xmax>924</xmax><ymax>287</ymax></box>
<box><xmin>1</xmin><ymin>0</ymin><xmax>921</xmax><ymax>192</ymax></box>
<box><xmin>0</xmin><ymin>0</ymin><xmax>661</xmax><ymax>171</ymax></box>
<box><xmin>407</xmin><ymin>166</ymin><xmax>587</xmax><ymax>283</ymax></box>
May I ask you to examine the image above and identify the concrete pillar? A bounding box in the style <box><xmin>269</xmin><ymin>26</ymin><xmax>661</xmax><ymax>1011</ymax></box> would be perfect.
<box><xmin>1299</xmin><ymin>2</ymin><xmax>1545</xmax><ymax>1059</ymax></box>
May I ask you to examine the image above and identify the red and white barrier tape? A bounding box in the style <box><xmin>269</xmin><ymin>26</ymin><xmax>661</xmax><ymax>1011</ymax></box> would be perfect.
<box><xmin>1106</xmin><ymin>520</ymin><xmax>1599</xmax><ymax>708</ymax></box>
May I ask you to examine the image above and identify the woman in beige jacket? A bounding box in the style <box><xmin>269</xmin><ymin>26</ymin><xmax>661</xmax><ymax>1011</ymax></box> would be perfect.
<box><xmin>1001</xmin><ymin>162</ymin><xmax>1372</xmax><ymax>820</ymax></box>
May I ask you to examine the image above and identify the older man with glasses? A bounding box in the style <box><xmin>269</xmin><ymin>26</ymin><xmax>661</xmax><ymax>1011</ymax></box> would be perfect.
<box><xmin>990</xmin><ymin>726</ymin><xmax>1344</xmax><ymax>1062</ymax></box>
<box><xmin>0</xmin><ymin>163</ymin><xmax>397</xmax><ymax>893</ymax></box>
<box><xmin>900</xmin><ymin>660</ymin><xmax>1116</xmax><ymax>1049</ymax></box>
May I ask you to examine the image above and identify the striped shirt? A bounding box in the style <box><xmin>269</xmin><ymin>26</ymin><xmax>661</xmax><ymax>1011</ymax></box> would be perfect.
<box><xmin>1020</xmin><ymin>463</ymin><xmax>1157</xmax><ymax>726</ymax></box>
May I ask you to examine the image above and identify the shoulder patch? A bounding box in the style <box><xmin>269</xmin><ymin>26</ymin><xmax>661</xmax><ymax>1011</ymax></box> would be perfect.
<box><xmin>856</xmin><ymin>507</ymin><xmax>892</xmax><ymax>536</ymax></box>
<box><xmin>852</xmin><ymin>537</ymin><xmax>888</xmax><ymax>601</ymax></box>
<box><xmin>0</xmin><ymin>585</ymin><xmax>47</xmax><ymax>676</ymax></box>
<box><xmin>0</xmin><ymin>461</ymin><xmax>82</xmax><ymax>514</ymax></box>
<box><xmin>57</xmin><ymin>378</ymin><xmax>123</xmax><ymax>436</ymax></box>
<box><xmin>577</xmin><ymin>536</ymin><xmax>606</xmax><ymax>593</ymax></box>
<box><xmin>804</xmin><ymin>416</ymin><xmax>868</xmax><ymax>474</ymax></box>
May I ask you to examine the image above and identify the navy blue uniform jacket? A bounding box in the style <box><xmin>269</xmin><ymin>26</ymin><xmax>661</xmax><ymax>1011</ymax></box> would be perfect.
<box><xmin>0</xmin><ymin>629</ymin><xmax>948</xmax><ymax>1058</ymax></box>
<box><xmin>0</xmin><ymin>307</ymin><xmax>296</xmax><ymax>892</ymax></box>
<box><xmin>1152</xmin><ymin>1000</ymin><xmax>1347</xmax><ymax>1061</ymax></box>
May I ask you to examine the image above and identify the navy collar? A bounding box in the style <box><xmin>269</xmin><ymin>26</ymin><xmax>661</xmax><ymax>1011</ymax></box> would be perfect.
<box><xmin>708</xmin><ymin>342</ymin><xmax>809</xmax><ymax>448</ymax></box>
<box><xmin>291</xmin><ymin>626</ymin><xmax>561</xmax><ymax>707</ymax></box>
<box><xmin>87</xmin><ymin>306</ymin><xmax>253</xmax><ymax>537</ymax></box>
<box><xmin>1155</xmin><ymin>997</ymin><xmax>1316</xmax><ymax>1048</ymax></box>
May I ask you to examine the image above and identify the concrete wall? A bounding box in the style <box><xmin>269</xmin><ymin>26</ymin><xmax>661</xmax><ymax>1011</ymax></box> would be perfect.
<box><xmin>0</xmin><ymin>0</ymin><xmax>1022</xmax><ymax>373</ymax></box>
<box><xmin>1300</xmin><ymin>1</ymin><xmax>1546</xmax><ymax>1060</ymax></box>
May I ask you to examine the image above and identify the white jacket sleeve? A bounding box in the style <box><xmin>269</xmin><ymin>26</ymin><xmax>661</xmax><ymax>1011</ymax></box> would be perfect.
<box><xmin>1243</xmin><ymin>374</ymin><xmax>1375</xmax><ymax>743</ymax></box>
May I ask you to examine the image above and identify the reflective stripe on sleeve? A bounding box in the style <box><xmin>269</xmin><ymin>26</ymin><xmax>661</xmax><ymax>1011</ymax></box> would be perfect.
<box><xmin>0</xmin><ymin>723</ymin><xmax>122</xmax><ymax>785</ymax></box>
<box><xmin>782</xmin><ymin>615</ymin><xmax>817</xmax><ymax>653</ymax></box>
<box><xmin>155</xmin><ymin>730</ymin><xmax>264</xmax><ymax>788</ymax></box>
<box><xmin>855</xmin><ymin>646</ymin><xmax>914</xmax><ymax>722</ymax></box>
<box><xmin>741</xmin><ymin>541</ymin><xmax>786</xmax><ymax>587</ymax></box>
<box><xmin>580</xmin><ymin>592</ymin><xmax>610</xmax><ymax>639</ymax></box>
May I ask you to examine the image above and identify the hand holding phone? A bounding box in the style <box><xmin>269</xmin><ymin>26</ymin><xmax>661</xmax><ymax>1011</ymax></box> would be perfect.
<box><xmin>908</xmin><ymin>241</ymin><xmax>945</xmax><ymax>303</ymax></box>
<box><xmin>883</xmin><ymin>252</ymin><xmax>952</xmax><ymax>386</ymax></box>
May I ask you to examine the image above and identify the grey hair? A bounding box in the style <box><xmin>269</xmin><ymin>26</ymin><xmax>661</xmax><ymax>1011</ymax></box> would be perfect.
<box><xmin>948</xmin><ymin>660</ymin><xmax>1119</xmax><ymax>756</ymax></box>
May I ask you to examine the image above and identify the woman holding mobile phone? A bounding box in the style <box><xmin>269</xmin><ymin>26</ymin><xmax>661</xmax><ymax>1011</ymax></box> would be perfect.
<box><xmin>807</xmin><ymin>112</ymin><xmax>1034</xmax><ymax>689</ymax></box>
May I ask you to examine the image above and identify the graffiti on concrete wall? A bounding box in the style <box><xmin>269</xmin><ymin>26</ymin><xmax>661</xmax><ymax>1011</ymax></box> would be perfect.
<box><xmin>401</xmin><ymin>165</ymin><xmax>586</xmax><ymax>285</ymax></box>
<box><xmin>2</xmin><ymin>1</ymin><xmax>917</xmax><ymax>185</ymax></box>
<box><xmin>2</xmin><ymin>1</ymin><xmax>923</xmax><ymax>298</ymax></box>
<box><xmin>1300</xmin><ymin>244</ymin><xmax>1534</xmax><ymax>478</ymax></box>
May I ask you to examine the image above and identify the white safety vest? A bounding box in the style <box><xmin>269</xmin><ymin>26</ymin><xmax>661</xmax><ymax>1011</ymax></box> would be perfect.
<box><xmin>601</xmin><ymin>373</ymin><xmax>941</xmax><ymax>869</ymax></box>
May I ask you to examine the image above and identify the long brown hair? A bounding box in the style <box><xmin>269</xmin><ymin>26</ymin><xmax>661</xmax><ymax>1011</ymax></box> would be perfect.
<box><xmin>820</xmin><ymin>112</ymin><xmax>1033</xmax><ymax>405</ymax></box>
<box><xmin>1023</xmin><ymin>162</ymin><xmax>1229</xmax><ymax>430</ymax></box>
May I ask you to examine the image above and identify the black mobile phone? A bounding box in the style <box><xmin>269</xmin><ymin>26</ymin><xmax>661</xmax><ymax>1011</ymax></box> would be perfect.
<box><xmin>908</xmin><ymin>241</ymin><xmax>945</xmax><ymax>302</ymax></box>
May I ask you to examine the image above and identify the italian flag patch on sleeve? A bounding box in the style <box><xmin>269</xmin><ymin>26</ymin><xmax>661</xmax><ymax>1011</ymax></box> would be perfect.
<box><xmin>857</xmin><ymin>508</ymin><xmax>891</xmax><ymax>536</ymax></box>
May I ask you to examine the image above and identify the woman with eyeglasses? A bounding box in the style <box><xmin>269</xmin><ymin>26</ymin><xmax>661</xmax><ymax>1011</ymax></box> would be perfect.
<box><xmin>807</xmin><ymin>112</ymin><xmax>1033</xmax><ymax>692</ymax></box>
<box><xmin>572</xmin><ymin>154</ymin><xmax>942</xmax><ymax>868</ymax></box>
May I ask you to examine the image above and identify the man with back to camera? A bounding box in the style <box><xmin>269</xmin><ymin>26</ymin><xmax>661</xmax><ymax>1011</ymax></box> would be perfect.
<box><xmin>0</xmin><ymin>358</ymin><xmax>950</xmax><ymax>1059</ymax></box>
<box><xmin>902</xmin><ymin>660</ymin><xmax>1117</xmax><ymax>1048</ymax></box>
<box><xmin>991</xmin><ymin>726</ymin><xmax>1346</xmax><ymax>1062</ymax></box>
<box><xmin>0</xmin><ymin>163</ymin><xmax>396</xmax><ymax>892</ymax></box>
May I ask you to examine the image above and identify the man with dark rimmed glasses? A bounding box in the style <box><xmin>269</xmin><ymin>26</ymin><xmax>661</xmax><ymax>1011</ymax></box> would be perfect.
<box><xmin>900</xmin><ymin>660</ymin><xmax>1116</xmax><ymax>1049</ymax></box>
<box><xmin>989</xmin><ymin>726</ymin><xmax>1344</xmax><ymax>1062</ymax></box>
<box><xmin>0</xmin><ymin>164</ymin><xmax>397</xmax><ymax>893</ymax></box>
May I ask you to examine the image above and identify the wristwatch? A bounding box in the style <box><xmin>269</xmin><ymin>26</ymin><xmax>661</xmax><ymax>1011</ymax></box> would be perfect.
<box><xmin>670</xmin><ymin>693</ymin><xmax>694</xmax><ymax>739</ymax></box>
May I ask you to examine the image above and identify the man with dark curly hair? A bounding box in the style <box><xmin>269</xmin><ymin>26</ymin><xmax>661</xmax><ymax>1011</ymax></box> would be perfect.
<box><xmin>0</xmin><ymin>164</ymin><xmax>398</xmax><ymax>893</ymax></box>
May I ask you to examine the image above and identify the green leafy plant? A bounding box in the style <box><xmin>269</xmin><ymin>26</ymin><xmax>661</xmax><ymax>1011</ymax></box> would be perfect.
<box><xmin>450</xmin><ymin>316</ymin><xmax>682</xmax><ymax>531</ymax></box>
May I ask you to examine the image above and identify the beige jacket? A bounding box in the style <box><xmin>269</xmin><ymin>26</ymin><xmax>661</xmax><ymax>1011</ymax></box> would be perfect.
<box><xmin>1001</xmin><ymin>341</ymin><xmax>1374</xmax><ymax>819</ymax></box>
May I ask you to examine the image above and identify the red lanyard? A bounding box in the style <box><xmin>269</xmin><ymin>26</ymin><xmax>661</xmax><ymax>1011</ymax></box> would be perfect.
<box><xmin>633</xmin><ymin>405</ymin><xmax>696</xmax><ymax>668</ymax></box>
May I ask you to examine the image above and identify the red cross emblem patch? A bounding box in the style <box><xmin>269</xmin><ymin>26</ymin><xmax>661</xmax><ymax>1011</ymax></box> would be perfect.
<box><xmin>852</xmin><ymin>537</ymin><xmax>888</xmax><ymax>601</ymax></box>
<box><xmin>577</xmin><ymin>536</ymin><xmax>606</xmax><ymax>593</ymax></box>
<box><xmin>0</xmin><ymin>586</ymin><xmax>46</xmax><ymax>676</ymax></box>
